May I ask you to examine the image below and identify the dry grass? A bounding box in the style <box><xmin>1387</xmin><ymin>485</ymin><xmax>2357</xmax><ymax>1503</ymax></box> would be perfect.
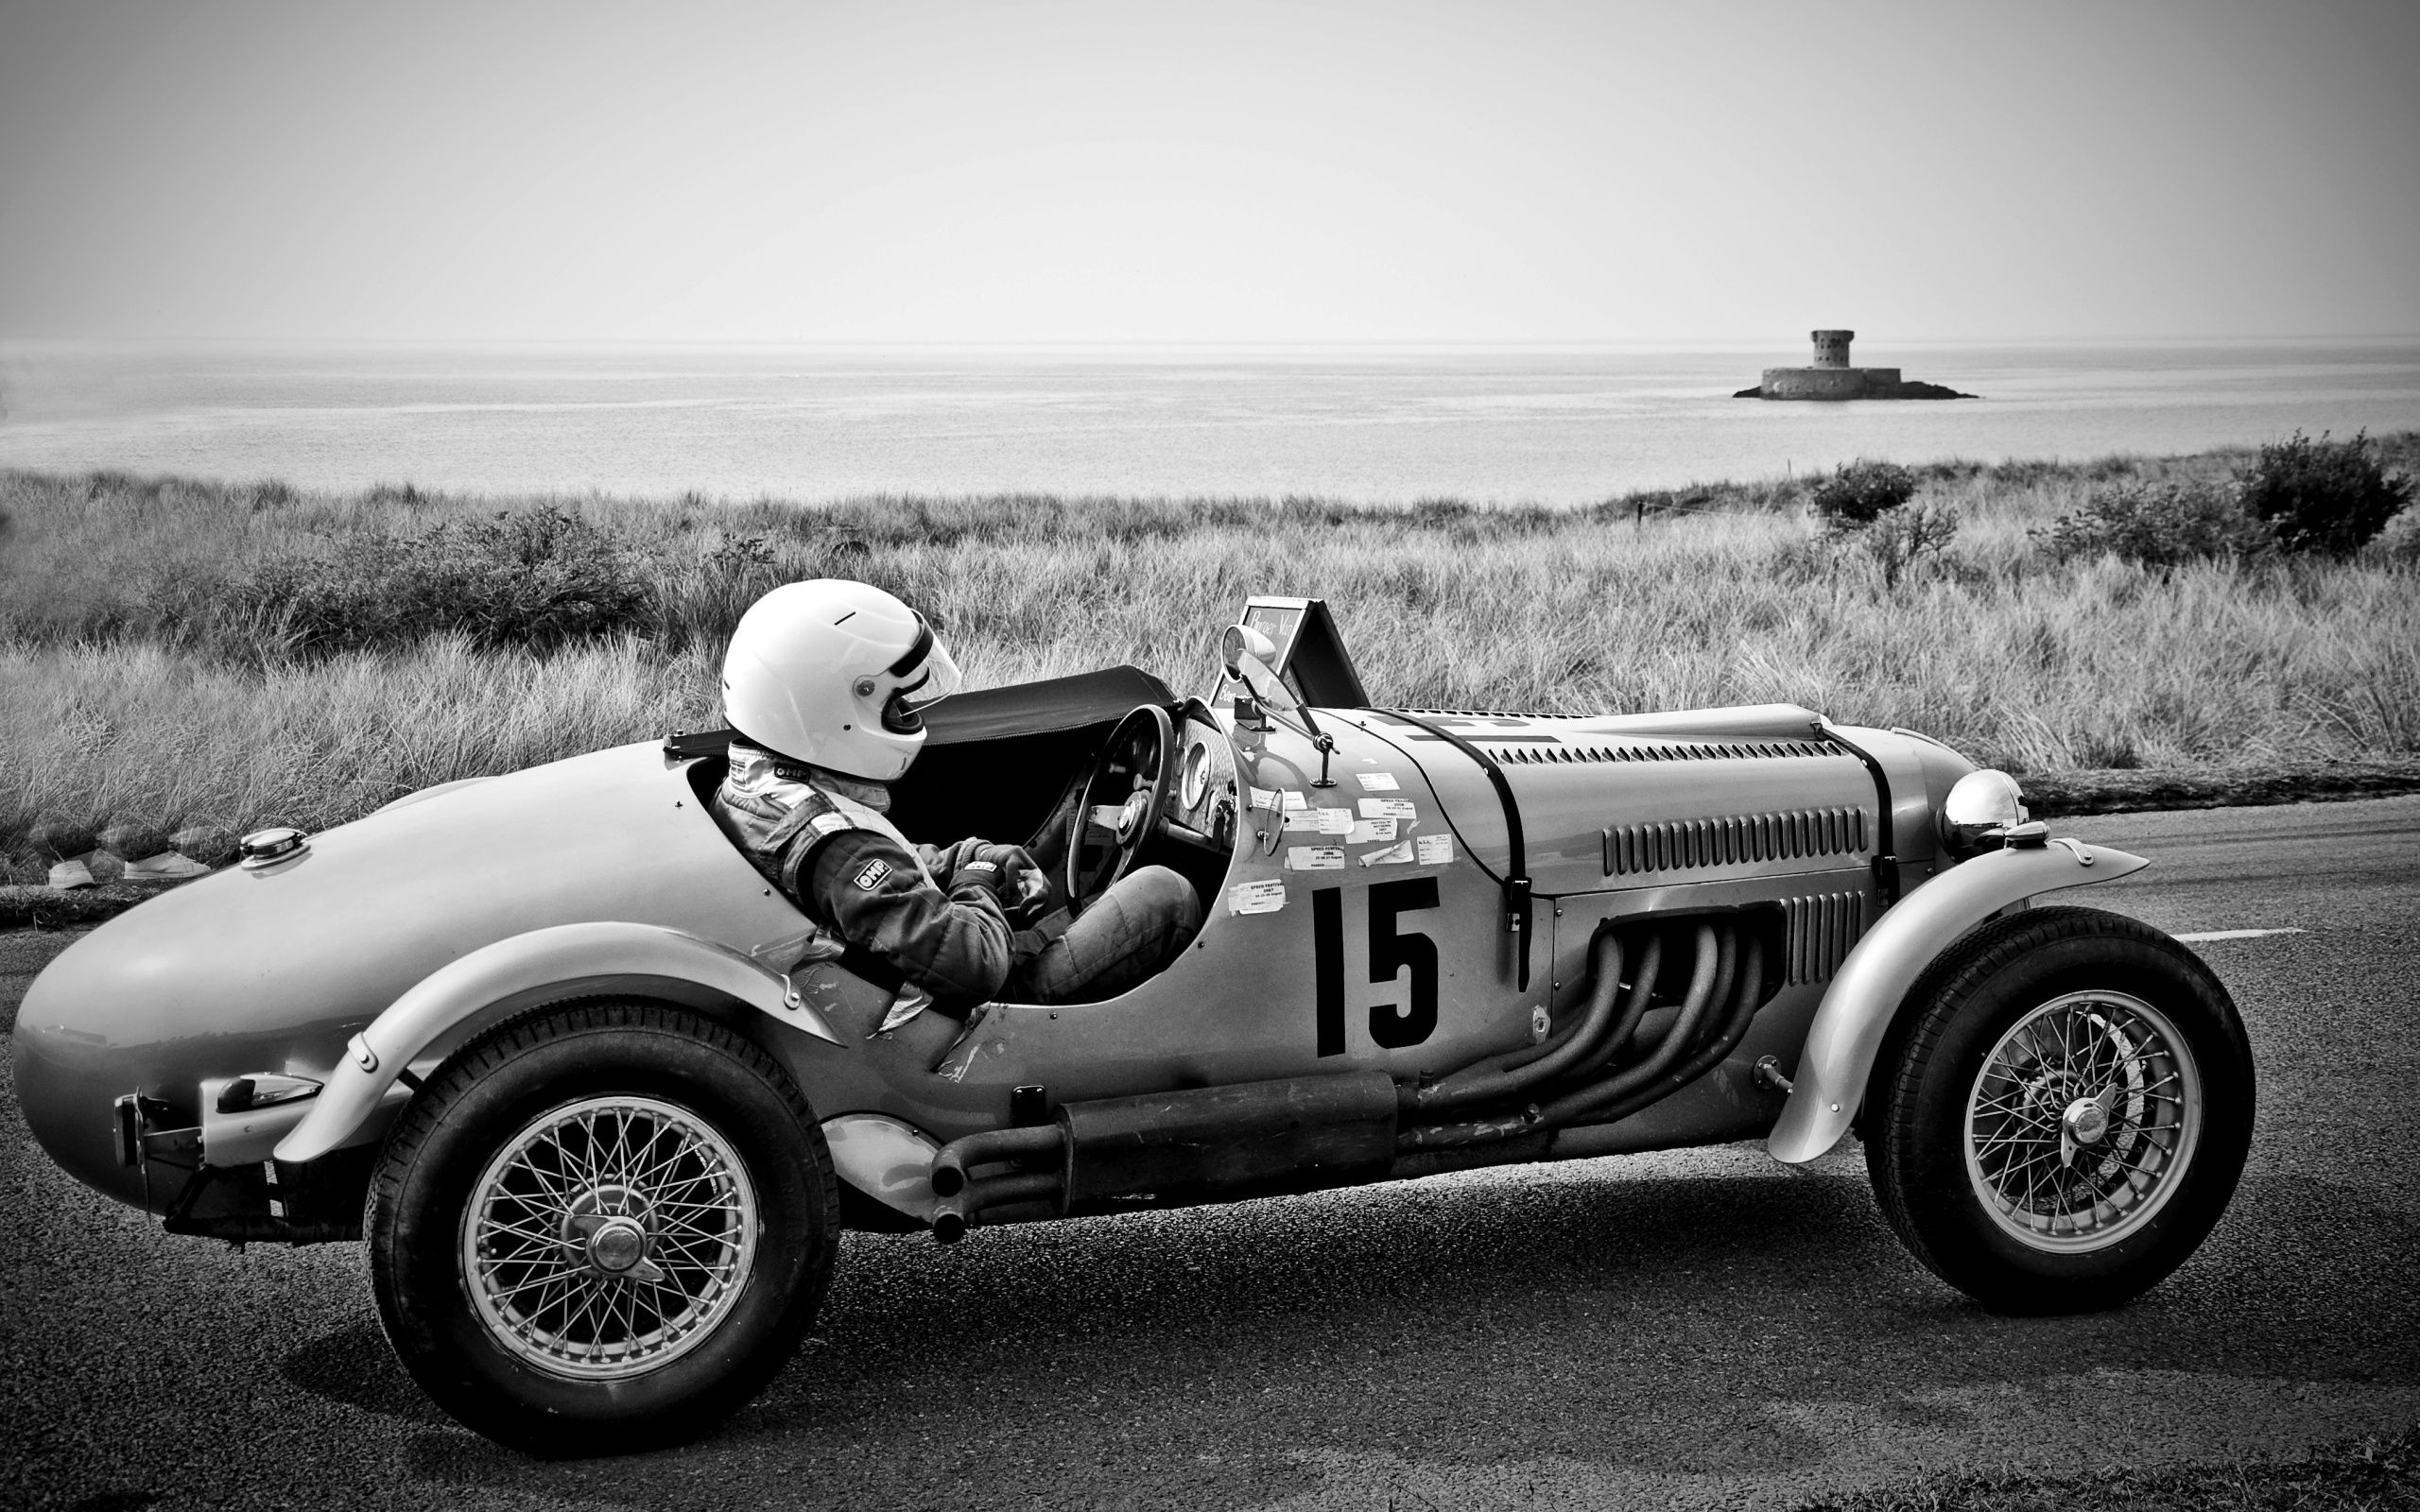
<box><xmin>2</xmin><ymin>444</ymin><xmax>2415</xmax><ymax>867</ymax></box>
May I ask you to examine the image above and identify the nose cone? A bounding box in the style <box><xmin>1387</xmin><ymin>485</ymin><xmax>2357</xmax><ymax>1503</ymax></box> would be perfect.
<box><xmin>13</xmin><ymin>931</ymin><xmax>153</xmax><ymax>1211</ymax></box>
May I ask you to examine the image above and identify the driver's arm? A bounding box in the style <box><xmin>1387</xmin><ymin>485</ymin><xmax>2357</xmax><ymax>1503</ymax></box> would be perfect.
<box><xmin>796</xmin><ymin>830</ymin><xmax>1014</xmax><ymax>1007</ymax></box>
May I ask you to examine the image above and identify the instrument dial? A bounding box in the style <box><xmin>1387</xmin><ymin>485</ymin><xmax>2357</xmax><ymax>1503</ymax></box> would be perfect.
<box><xmin>1179</xmin><ymin>736</ymin><xmax>1213</xmax><ymax>813</ymax></box>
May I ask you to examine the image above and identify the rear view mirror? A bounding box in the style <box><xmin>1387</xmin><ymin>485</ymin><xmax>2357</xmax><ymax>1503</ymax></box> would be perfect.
<box><xmin>1219</xmin><ymin>624</ymin><xmax>1278</xmax><ymax>681</ymax></box>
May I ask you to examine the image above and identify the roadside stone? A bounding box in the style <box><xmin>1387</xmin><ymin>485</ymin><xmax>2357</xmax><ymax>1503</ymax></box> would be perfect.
<box><xmin>49</xmin><ymin>850</ymin><xmax>125</xmax><ymax>887</ymax></box>
<box><xmin>123</xmin><ymin>851</ymin><xmax>215</xmax><ymax>881</ymax></box>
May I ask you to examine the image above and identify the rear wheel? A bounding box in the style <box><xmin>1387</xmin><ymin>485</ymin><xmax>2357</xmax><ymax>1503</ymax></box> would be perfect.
<box><xmin>1865</xmin><ymin>906</ymin><xmax>2254</xmax><ymax>1314</ymax></box>
<box><xmin>368</xmin><ymin>1000</ymin><xmax>837</xmax><ymax>1454</ymax></box>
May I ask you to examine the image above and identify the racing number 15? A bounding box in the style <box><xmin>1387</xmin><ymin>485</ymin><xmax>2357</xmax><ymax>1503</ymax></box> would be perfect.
<box><xmin>1312</xmin><ymin>878</ymin><xmax>1441</xmax><ymax>1056</ymax></box>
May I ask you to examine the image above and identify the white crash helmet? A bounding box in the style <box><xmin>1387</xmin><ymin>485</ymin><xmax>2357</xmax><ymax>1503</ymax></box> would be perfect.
<box><xmin>719</xmin><ymin>579</ymin><xmax>963</xmax><ymax>782</ymax></box>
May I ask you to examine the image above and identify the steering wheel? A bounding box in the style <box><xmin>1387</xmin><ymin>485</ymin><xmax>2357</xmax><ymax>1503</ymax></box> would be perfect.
<box><xmin>1066</xmin><ymin>704</ymin><xmax>1177</xmax><ymax>913</ymax></box>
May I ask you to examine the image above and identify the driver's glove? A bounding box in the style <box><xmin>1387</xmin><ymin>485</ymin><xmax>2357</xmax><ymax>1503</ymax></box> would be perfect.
<box><xmin>950</xmin><ymin>844</ymin><xmax>1046</xmax><ymax>920</ymax></box>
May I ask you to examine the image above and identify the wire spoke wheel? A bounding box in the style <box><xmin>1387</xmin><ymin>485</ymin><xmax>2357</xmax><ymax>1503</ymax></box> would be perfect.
<box><xmin>460</xmin><ymin>1094</ymin><xmax>759</xmax><ymax>1381</ymax></box>
<box><xmin>1867</xmin><ymin>906</ymin><xmax>2252</xmax><ymax>1314</ymax></box>
<box><xmin>1963</xmin><ymin>990</ymin><xmax>2203</xmax><ymax>1252</ymax></box>
<box><xmin>372</xmin><ymin>1002</ymin><xmax>836</xmax><ymax>1452</ymax></box>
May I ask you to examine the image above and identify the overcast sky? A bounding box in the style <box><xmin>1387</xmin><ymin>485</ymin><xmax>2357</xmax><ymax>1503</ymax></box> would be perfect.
<box><xmin>2</xmin><ymin>0</ymin><xmax>2413</xmax><ymax>344</ymax></box>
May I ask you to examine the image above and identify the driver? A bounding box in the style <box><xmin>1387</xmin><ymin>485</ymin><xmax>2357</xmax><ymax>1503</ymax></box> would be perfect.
<box><xmin>710</xmin><ymin>579</ymin><xmax>1201</xmax><ymax>1019</ymax></box>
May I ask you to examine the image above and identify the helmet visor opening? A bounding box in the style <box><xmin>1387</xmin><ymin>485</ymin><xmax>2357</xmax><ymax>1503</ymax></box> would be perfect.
<box><xmin>878</xmin><ymin>635</ymin><xmax>961</xmax><ymax>734</ymax></box>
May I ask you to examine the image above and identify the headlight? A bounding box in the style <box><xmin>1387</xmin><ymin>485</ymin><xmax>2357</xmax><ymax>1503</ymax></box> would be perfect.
<box><xmin>1942</xmin><ymin>769</ymin><xmax>2028</xmax><ymax>859</ymax></box>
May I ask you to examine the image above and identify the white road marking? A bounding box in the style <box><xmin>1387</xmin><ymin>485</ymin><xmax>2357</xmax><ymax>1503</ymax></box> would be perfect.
<box><xmin>2172</xmin><ymin>928</ymin><xmax>2308</xmax><ymax>942</ymax></box>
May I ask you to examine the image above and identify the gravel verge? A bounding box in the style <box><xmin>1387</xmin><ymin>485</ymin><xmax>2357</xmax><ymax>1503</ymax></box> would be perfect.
<box><xmin>1793</xmin><ymin>1421</ymin><xmax>2420</xmax><ymax>1511</ymax></box>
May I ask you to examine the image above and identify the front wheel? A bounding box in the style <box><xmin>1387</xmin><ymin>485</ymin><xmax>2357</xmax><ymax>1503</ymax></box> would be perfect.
<box><xmin>1865</xmin><ymin>905</ymin><xmax>2254</xmax><ymax>1314</ymax></box>
<box><xmin>368</xmin><ymin>1000</ymin><xmax>837</xmax><ymax>1454</ymax></box>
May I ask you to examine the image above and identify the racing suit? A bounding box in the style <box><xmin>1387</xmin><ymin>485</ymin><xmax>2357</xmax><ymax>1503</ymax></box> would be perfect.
<box><xmin>710</xmin><ymin>743</ymin><xmax>1200</xmax><ymax>1015</ymax></box>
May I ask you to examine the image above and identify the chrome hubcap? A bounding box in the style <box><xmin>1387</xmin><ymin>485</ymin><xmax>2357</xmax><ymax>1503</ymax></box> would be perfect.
<box><xmin>586</xmin><ymin>1216</ymin><xmax>648</xmax><ymax>1275</ymax></box>
<box><xmin>2063</xmin><ymin>1095</ymin><xmax>2111</xmax><ymax>1146</ymax></box>
<box><xmin>461</xmin><ymin>1095</ymin><xmax>757</xmax><ymax>1381</ymax></box>
<box><xmin>1962</xmin><ymin>990</ymin><xmax>2203</xmax><ymax>1253</ymax></box>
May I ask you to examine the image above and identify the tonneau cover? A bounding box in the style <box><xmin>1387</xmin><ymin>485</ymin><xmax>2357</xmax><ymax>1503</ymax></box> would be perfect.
<box><xmin>925</xmin><ymin>665</ymin><xmax>1176</xmax><ymax>744</ymax></box>
<box><xmin>665</xmin><ymin>665</ymin><xmax>1177</xmax><ymax>762</ymax></box>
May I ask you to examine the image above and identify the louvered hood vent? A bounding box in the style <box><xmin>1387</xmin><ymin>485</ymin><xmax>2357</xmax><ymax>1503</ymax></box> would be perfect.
<box><xmin>1489</xmin><ymin>738</ymin><xmax>1836</xmax><ymax>766</ymax></box>
<box><xmin>1602</xmin><ymin>806</ymin><xmax>1869</xmax><ymax>877</ymax></box>
<box><xmin>1784</xmin><ymin>891</ymin><xmax>1869</xmax><ymax>984</ymax></box>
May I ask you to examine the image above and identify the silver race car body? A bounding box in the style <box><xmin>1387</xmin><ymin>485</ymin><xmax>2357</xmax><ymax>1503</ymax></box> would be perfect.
<box><xmin>13</xmin><ymin>595</ymin><xmax>2251</xmax><ymax>1452</ymax></box>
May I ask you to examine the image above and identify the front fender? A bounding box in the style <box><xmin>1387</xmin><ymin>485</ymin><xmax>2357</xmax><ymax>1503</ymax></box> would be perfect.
<box><xmin>1764</xmin><ymin>839</ymin><xmax>2149</xmax><ymax>1165</ymax></box>
<box><xmin>275</xmin><ymin>921</ymin><xmax>841</xmax><ymax>1163</ymax></box>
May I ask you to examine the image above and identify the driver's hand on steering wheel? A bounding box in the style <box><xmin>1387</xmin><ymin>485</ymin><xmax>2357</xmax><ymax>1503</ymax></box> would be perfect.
<box><xmin>946</xmin><ymin>842</ymin><xmax>1051</xmax><ymax>923</ymax></box>
<box><xmin>989</xmin><ymin>844</ymin><xmax>1056</xmax><ymax>923</ymax></box>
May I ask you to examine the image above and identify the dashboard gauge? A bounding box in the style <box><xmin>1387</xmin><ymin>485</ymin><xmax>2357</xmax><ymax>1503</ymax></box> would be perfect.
<box><xmin>1179</xmin><ymin>736</ymin><xmax>1213</xmax><ymax>812</ymax></box>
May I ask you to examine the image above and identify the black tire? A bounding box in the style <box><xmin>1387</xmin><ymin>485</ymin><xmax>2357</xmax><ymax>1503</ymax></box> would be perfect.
<box><xmin>367</xmin><ymin>1000</ymin><xmax>838</xmax><ymax>1455</ymax></box>
<box><xmin>1864</xmin><ymin>905</ymin><xmax>2254</xmax><ymax>1314</ymax></box>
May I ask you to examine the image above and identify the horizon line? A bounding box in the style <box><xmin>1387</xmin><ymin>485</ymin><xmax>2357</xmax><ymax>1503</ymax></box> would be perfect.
<box><xmin>9</xmin><ymin>333</ymin><xmax>2420</xmax><ymax>352</ymax></box>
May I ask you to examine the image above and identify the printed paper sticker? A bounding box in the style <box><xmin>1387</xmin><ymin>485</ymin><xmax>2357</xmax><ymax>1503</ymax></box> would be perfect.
<box><xmin>1416</xmin><ymin>833</ymin><xmax>1454</xmax><ymax>865</ymax></box>
<box><xmin>1347</xmin><ymin>816</ymin><xmax>1398</xmax><ymax>844</ymax></box>
<box><xmin>1249</xmin><ymin>787</ymin><xmax>1279</xmax><ymax>812</ymax></box>
<box><xmin>1283</xmin><ymin>811</ymin><xmax>1325</xmax><ymax>832</ymax></box>
<box><xmin>1356</xmin><ymin>772</ymin><xmax>1401</xmax><ymax>792</ymax></box>
<box><xmin>1357</xmin><ymin>838</ymin><xmax>1416</xmax><ymax>867</ymax></box>
<box><xmin>1358</xmin><ymin>798</ymin><xmax>1417</xmax><ymax>821</ymax></box>
<box><xmin>1282</xmin><ymin>789</ymin><xmax>1307</xmax><ymax>812</ymax></box>
<box><xmin>1227</xmin><ymin>878</ymin><xmax>1288</xmax><ymax>915</ymax></box>
<box><xmin>1317</xmin><ymin>807</ymin><xmax>1355</xmax><ymax>834</ymax></box>
<box><xmin>1285</xmin><ymin>846</ymin><xmax>1346</xmax><ymax>871</ymax></box>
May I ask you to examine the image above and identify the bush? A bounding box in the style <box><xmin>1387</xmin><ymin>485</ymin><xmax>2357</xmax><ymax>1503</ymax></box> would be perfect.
<box><xmin>2374</xmin><ymin>507</ymin><xmax>2420</xmax><ymax>564</ymax></box>
<box><xmin>1807</xmin><ymin>460</ymin><xmax>1918</xmax><ymax>533</ymax></box>
<box><xmin>250</xmin><ymin>507</ymin><xmax>653</xmax><ymax>655</ymax></box>
<box><xmin>1858</xmin><ymin>499</ymin><xmax>1962</xmax><ymax>587</ymax></box>
<box><xmin>2033</xmin><ymin>479</ymin><xmax>2272</xmax><ymax>568</ymax></box>
<box><xmin>2238</xmin><ymin>430</ymin><xmax>2412</xmax><ymax>555</ymax></box>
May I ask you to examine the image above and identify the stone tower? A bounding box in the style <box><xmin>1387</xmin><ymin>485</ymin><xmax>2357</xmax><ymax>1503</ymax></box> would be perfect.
<box><xmin>1758</xmin><ymin>329</ymin><xmax>1899</xmax><ymax>400</ymax></box>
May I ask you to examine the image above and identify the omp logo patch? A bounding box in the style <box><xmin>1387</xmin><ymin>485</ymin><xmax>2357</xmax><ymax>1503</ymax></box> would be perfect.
<box><xmin>853</xmin><ymin>858</ymin><xmax>892</xmax><ymax>891</ymax></box>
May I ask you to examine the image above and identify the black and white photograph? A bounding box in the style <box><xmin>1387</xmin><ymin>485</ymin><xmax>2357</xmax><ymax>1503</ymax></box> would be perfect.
<box><xmin>4</xmin><ymin>3</ymin><xmax>2417</xmax><ymax>1508</ymax></box>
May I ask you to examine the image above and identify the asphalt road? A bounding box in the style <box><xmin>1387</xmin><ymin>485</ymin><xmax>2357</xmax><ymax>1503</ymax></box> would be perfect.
<box><xmin>5</xmin><ymin>797</ymin><xmax>2416</xmax><ymax>1512</ymax></box>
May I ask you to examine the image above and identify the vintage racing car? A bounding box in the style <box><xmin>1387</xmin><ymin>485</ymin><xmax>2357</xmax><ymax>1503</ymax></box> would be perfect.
<box><xmin>14</xmin><ymin>595</ymin><xmax>2255</xmax><ymax>1453</ymax></box>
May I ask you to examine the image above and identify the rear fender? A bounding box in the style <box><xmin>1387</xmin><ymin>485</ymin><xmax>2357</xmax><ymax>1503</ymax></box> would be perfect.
<box><xmin>1764</xmin><ymin>839</ymin><xmax>2149</xmax><ymax>1164</ymax></box>
<box><xmin>275</xmin><ymin>921</ymin><xmax>841</xmax><ymax>1163</ymax></box>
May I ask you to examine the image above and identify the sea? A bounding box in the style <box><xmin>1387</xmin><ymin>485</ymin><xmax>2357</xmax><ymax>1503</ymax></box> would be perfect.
<box><xmin>3</xmin><ymin>339</ymin><xmax>2415</xmax><ymax>507</ymax></box>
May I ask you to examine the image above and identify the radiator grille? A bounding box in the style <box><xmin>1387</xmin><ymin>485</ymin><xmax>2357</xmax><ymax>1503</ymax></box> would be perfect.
<box><xmin>1785</xmin><ymin>892</ymin><xmax>1868</xmax><ymax>984</ymax></box>
<box><xmin>1600</xmin><ymin>806</ymin><xmax>1869</xmax><ymax>877</ymax></box>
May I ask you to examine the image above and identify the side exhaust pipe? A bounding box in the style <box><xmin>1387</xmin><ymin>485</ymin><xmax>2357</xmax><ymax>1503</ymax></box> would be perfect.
<box><xmin>1541</xmin><ymin>923</ymin><xmax>1727</xmax><ymax>1125</ymax></box>
<box><xmin>1563</xmin><ymin>934</ymin><xmax>1767</xmax><ymax>1130</ymax></box>
<box><xmin>926</xmin><ymin>1072</ymin><xmax>1399</xmax><ymax>1243</ymax></box>
<box><xmin>1405</xmin><ymin>933</ymin><xmax>1632</xmax><ymax>1115</ymax></box>
<box><xmin>930</xmin><ymin>1170</ymin><xmax>1061</xmax><ymax>1244</ymax></box>
<box><xmin>1396</xmin><ymin>918</ymin><xmax>1768</xmax><ymax>1154</ymax></box>
<box><xmin>929</xmin><ymin>1125</ymin><xmax>1063</xmax><ymax>1199</ymax></box>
